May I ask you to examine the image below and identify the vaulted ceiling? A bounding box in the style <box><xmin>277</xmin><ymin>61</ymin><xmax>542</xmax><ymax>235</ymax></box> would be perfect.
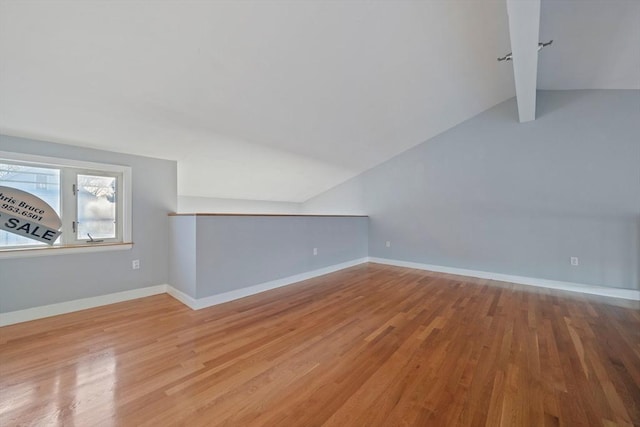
<box><xmin>1</xmin><ymin>0</ymin><xmax>638</xmax><ymax>202</ymax></box>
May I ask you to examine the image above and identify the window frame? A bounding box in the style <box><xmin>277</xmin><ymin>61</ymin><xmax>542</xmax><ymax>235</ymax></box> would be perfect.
<box><xmin>0</xmin><ymin>151</ymin><xmax>132</xmax><ymax>257</ymax></box>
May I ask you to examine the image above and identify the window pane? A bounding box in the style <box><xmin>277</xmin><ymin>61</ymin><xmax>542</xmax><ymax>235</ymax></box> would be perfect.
<box><xmin>0</xmin><ymin>163</ymin><xmax>61</xmax><ymax>247</ymax></box>
<box><xmin>77</xmin><ymin>174</ymin><xmax>117</xmax><ymax>240</ymax></box>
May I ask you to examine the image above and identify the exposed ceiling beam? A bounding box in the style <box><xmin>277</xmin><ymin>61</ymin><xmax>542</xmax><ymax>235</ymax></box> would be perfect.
<box><xmin>506</xmin><ymin>0</ymin><xmax>541</xmax><ymax>122</ymax></box>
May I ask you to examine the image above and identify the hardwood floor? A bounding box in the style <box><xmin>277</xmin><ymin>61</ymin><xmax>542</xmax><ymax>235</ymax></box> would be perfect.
<box><xmin>1</xmin><ymin>263</ymin><xmax>639</xmax><ymax>426</ymax></box>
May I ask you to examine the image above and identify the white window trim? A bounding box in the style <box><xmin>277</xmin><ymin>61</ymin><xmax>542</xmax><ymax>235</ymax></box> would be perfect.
<box><xmin>0</xmin><ymin>151</ymin><xmax>132</xmax><ymax>257</ymax></box>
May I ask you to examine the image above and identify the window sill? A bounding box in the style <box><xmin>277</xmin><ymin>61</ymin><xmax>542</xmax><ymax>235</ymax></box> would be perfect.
<box><xmin>0</xmin><ymin>242</ymin><xmax>133</xmax><ymax>259</ymax></box>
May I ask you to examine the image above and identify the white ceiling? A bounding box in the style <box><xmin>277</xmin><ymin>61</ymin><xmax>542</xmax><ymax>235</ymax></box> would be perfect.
<box><xmin>0</xmin><ymin>1</ymin><xmax>637</xmax><ymax>202</ymax></box>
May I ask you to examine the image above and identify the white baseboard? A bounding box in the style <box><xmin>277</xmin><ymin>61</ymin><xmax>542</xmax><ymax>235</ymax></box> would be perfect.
<box><xmin>0</xmin><ymin>284</ymin><xmax>168</xmax><ymax>327</ymax></box>
<box><xmin>0</xmin><ymin>258</ymin><xmax>369</xmax><ymax>326</ymax></box>
<box><xmin>3</xmin><ymin>256</ymin><xmax>636</xmax><ymax>327</ymax></box>
<box><xmin>165</xmin><ymin>284</ymin><xmax>198</xmax><ymax>309</ymax></box>
<box><xmin>368</xmin><ymin>257</ymin><xmax>640</xmax><ymax>301</ymax></box>
<box><xmin>167</xmin><ymin>257</ymin><xmax>369</xmax><ymax>310</ymax></box>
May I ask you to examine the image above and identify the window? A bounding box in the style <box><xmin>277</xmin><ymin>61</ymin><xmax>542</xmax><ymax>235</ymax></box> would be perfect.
<box><xmin>0</xmin><ymin>163</ymin><xmax>61</xmax><ymax>247</ymax></box>
<box><xmin>76</xmin><ymin>174</ymin><xmax>118</xmax><ymax>240</ymax></box>
<box><xmin>0</xmin><ymin>151</ymin><xmax>132</xmax><ymax>253</ymax></box>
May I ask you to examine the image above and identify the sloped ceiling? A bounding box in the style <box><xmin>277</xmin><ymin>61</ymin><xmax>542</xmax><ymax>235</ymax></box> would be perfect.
<box><xmin>0</xmin><ymin>1</ymin><xmax>636</xmax><ymax>202</ymax></box>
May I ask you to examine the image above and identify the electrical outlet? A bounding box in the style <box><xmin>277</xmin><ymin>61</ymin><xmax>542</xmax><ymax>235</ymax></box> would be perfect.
<box><xmin>132</xmin><ymin>259</ymin><xmax>140</xmax><ymax>270</ymax></box>
<box><xmin>386</xmin><ymin>241</ymin><xmax>391</xmax><ymax>248</ymax></box>
<box><xmin>313</xmin><ymin>248</ymin><xmax>318</xmax><ymax>255</ymax></box>
<box><xmin>570</xmin><ymin>257</ymin><xmax>579</xmax><ymax>266</ymax></box>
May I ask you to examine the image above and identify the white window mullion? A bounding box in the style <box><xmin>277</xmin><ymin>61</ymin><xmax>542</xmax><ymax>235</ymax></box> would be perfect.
<box><xmin>59</xmin><ymin>168</ymin><xmax>78</xmax><ymax>245</ymax></box>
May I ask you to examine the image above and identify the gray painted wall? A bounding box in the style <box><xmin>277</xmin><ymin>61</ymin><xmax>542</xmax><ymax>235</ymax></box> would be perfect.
<box><xmin>2</xmin><ymin>89</ymin><xmax>636</xmax><ymax>315</ymax></box>
<box><xmin>168</xmin><ymin>215</ymin><xmax>368</xmax><ymax>299</ymax></box>
<box><xmin>304</xmin><ymin>90</ymin><xmax>640</xmax><ymax>290</ymax></box>
<box><xmin>0</xmin><ymin>135</ymin><xmax>178</xmax><ymax>312</ymax></box>
<box><xmin>168</xmin><ymin>216</ymin><xmax>197</xmax><ymax>297</ymax></box>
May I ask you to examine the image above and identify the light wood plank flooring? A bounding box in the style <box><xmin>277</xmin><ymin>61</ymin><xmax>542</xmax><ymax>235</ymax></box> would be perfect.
<box><xmin>1</xmin><ymin>263</ymin><xmax>639</xmax><ymax>426</ymax></box>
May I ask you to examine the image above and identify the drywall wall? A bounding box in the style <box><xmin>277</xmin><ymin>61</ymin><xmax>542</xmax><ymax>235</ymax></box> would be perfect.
<box><xmin>168</xmin><ymin>215</ymin><xmax>368</xmax><ymax>299</ymax></box>
<box><xmin>178</xmin><ymin>196</ymin><xmax>302</xmax><ymax>214</ymax></box>
<box><xmin>304</xmin><ymin>90</ymin><xmax>640</xmax><ymax>290</ymax></box>
<box><xmin>302</xmin><ymin>178</ymin><xmax>366</xmax><ymax>215</ymax></box>
<box><xmin>0</xmin><ymin>135</ymin><xmax>177</xmax><ymax>312</ymax></box>
<box><xmin>168</xmin><ymin>215</ymin><xmax>197</xmax><ymax>297</ymax></box>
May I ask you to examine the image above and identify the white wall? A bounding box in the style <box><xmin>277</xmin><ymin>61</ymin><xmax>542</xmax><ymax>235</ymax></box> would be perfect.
<box><xmin>178</xmin><ymin>196</ymin><xmax>302</xmax><ymax>214</ymax></box>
